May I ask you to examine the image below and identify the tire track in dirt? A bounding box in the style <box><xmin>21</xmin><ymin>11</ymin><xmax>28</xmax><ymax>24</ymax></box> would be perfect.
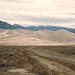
<box><xmin>22</xmin><ymin>48</ymin><xmax>75</xmax><ymax>75</ymax></box>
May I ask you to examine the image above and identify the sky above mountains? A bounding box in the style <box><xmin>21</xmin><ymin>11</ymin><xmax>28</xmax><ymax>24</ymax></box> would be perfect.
<box><xmin>0</xmin><ymin>0</ymin><xmax>75</xmax><ymax>28</ymax></box>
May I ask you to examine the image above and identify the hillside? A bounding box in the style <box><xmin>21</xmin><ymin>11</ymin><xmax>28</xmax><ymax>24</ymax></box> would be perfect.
<box><xmin>0</xmin><ymin>29</ymin><xmax>75</xmax><ymax>46</ymax></box>
<box><xmin>0</xmin><ymin>21</ymin><xmax>14</xmax><ymax>29</ymax></box>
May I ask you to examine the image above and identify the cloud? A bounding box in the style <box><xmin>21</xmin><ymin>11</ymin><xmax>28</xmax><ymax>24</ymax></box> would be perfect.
<box><xmin>23</xmin><ymin>15</ymin><xmax>75</xmax><ymax>23</ymax></box>
<box><xmin>0</xmin><ymin>0</ymin><xmax>33</xmax><ymax>3</ymax></box>
<box><xmin>70</xmin><ymin>25</ymin><xmax>75</xmax><ymax>26</ymax></box>
<box><xmin>68</xmin><ymin>13</ymin><xmax>75</xmax><ymax>15</ymax></box>
<box><xmin>0</xmin><ymin>0</ymin><xmax>75</xmax><ymax>28</ymax></box>
<box><xmin>0</xmin><ymin>0</ymin><xmax>20</xmax><ymax>2</ymax></box>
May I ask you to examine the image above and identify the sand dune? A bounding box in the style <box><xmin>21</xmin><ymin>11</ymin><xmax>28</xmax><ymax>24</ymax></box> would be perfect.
<box><xmin>0</xmin><ymin>29</ymin><xmax>75</xmax><ymax>46</ymax></box>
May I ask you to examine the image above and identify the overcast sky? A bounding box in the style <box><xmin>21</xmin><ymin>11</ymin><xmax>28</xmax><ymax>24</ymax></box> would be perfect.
<box><xmin>0</xmin><ymin>0</ymin><xmax>75</xmax><ymax>28</ymax></box>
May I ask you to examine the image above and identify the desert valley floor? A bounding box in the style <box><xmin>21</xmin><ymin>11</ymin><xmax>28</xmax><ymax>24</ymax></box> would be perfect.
<box><xmin>0</xmin><ymin>46</ymin><xmax>75</xmax><ymax>75</ymax></box>
<box><xmin>0</xmin><ymin>0</ymin><xmax>75</xmax><ymax>74</ymax></box>
<box><xmin>0</xmin><ymin>29</ymin><xmax>75</xmax><ymax>75</ymax></box>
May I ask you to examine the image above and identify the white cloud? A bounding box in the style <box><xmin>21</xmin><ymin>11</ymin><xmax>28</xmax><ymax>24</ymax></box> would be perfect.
<box><xmin>0</xmin><ymin>0</ymin><xmax>75</xmax><ymax>28</ymax></box>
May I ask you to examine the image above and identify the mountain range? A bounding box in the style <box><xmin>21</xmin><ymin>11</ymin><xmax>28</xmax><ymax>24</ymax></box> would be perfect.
<box><xmin>0</xmin><ymin>20</ymin><xmax>75</xmax><ymax>33</ymax></box>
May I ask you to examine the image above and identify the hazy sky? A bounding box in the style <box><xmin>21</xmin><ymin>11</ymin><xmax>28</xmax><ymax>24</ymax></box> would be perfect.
<box><xmin>0</xmin><ymin>0</ymin><xmax>75</xmax><ymax>28</ymax></box>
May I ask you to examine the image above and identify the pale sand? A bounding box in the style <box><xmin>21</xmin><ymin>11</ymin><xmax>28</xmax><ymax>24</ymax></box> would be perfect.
<box><xmin>0</xmin><ymin>29</ymin><xmax>75</xmax><ymax>46</ymax></box>
<box><xmin>9</xmin><ymin>69</ymin><xmax>28</xmax><ymax>74</ymax></box>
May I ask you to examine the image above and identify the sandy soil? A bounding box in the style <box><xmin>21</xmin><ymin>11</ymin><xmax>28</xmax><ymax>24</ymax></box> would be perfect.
<box><xmin>0</xmin><ymin>29</ymin><xmax>75</xmax><ymax>46</ymax></box>
<box><xmin>0</xmin><ymin>46</ymin><xmax>75</xmax><ymax>75</ymax></box>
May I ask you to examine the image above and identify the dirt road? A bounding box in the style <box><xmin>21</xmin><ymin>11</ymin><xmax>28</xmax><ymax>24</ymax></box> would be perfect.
<box><xmin>0</xmin><ymin>46</ymin><xmax>75</xmax><ymax>75</ymax></box>
<box><xmin>21</xmin><ymin>46</ymin><xmax>75</xmax><ymax>75</ymax></box>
